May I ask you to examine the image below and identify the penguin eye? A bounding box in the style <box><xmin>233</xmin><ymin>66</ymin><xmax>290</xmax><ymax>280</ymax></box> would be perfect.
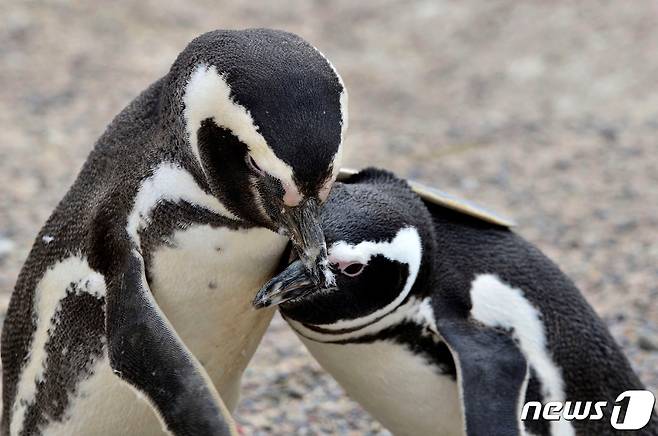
<box><xmin>247</xmin><ymin>155</ymin><xmax>264</xmax><ymax>175</ymax></box>
<box><xmin>341</xmin><ymin>262</ymin><xmax>365</xmax><ymax>277</ymax></box>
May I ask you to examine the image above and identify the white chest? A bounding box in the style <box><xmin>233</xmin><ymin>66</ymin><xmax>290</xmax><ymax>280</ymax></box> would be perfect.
<box><xmin>299</xmin><ymin>336</ymin><xmax>464</xmax><ymax>436</ymax></box>
<box><xmin>149</xmin><ymin>224</ymin><xmax>287</xmax><ymax>408</ymax></box>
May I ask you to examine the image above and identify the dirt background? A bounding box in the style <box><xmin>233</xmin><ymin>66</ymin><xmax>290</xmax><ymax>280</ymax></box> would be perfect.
<box><xmin>1</xmin><ymin>1</ymin><xmax>657</xmax><ymax>434</ymax></box>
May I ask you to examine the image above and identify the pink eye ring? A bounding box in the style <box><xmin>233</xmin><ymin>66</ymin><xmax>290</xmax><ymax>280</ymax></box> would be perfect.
<box><xmin>340</xmin><ymin>262</ymin><xmax>365</xmax><ymax>277</ymax></box>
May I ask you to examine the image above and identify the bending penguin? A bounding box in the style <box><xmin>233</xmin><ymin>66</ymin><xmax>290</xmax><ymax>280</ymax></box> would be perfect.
<box><xmin>1</xmin><ymin>29</ymin><xmax>347</xmax><ymax>435</ymax></box>
<box><xmin>255</xmin><ymin>168</ymin><xmax>658</xmax><ymax>436</ymax></box>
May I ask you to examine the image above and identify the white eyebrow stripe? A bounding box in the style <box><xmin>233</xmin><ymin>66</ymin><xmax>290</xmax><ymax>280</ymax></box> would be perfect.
<box><xmin>311</xmin><ymin>45</ymin><xmax>349</xmax><ymax>141</ymax></box>
<box><xmin>183</xmin><ymin>63</ymin><xmax>301</xmax><ymax>201</ymax></box>
<box><xmin>320</xmin><ymin>226</ymin><xmax>422</xmax><ymax>330</ymax></box>
<box><xmin>287</xmin><ymin>296</ymin><xmax>421</xmax><ymax>342</ymax></box>
<box><xmin>309</xmin><ymin>45</ymin><xmax>348</xmax><ymax>191</ymax></box>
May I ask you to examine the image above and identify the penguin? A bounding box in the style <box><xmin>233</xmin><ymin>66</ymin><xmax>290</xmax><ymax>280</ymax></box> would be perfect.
<box><xmin>1</xmin><ymin>28</ymin><xmax>347</xmax><ymax>436</ymax></box>
<box><xmin>254</xmin><ymin>168</ymin><xmax>658</xmax><ymax>436</ymax></box>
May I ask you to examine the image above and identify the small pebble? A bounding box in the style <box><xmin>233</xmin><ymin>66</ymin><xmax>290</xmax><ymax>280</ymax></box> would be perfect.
<box><xmin>638</xmin><ymin>333</ymin><xmax>658</xmax><ymax>352</ymax></box>
<box><xmin>0</xmin><ymin>237</ymin><xmax>15</xmax><ymax>259</ymax></box>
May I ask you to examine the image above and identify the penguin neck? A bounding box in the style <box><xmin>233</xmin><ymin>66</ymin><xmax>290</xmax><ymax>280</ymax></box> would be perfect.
<box><xmin>150</xmin><ymin>64</ymin><xmax>208</xmax><ymax>187</ymax></box>
<box><xmin>405</xmin><ymin>201</ymin><xmax>439</xmax><ymax>300</ymax></box>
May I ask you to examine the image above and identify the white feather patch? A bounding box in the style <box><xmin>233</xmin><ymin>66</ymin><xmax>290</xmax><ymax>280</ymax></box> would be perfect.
<box><xmin>318</xmin><ymin>226</ymin><xmax>422</xmax><ymax>330</ymax></box>
<box><xmin>10</xmin><ymin>256</ymin><xmax>106</xmax><ymax>436</ymax></box>
<box><xmin>182</xmin><ymin>64</ymin><xmax>301</xmax><ymax>202</ymax></box>
<box><xmin>299</xmin><ymin>336</ymin><xmax>462</xmax><ymax>436</ymax></box>
<box><xmin>469</xmin><ymin>273</ymin><xmax>575</xmax><ymax>436</ymax></box>
<box><xmin>126</xmin><ymin>162</ymin><xmax>237</xmax><ymax>246</ymax></box>
<box><xmin>287</xmin><ymin>297</ymin><xmax>421</xmax><ymax>343</ymax></box>
<box><xmin>311</xmin><ymin>45</ymin><xmax>348</xmax><ymax>194</ymax></box>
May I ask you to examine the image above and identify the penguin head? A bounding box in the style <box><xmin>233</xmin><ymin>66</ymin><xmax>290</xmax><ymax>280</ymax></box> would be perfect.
<box><xmin>254</xmin><ymin>169</ymin><xmax>436</xmax><ymax>326</ymax></box>
<box><xmin>168</xmin><ymin>29</ymin><xmax>347</xmax><ymax>286</ymax></box>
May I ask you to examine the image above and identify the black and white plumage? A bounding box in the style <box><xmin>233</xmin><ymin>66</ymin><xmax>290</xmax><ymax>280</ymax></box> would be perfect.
<box><xmin>1</xmin><ymin>28</ymin><xmax>347</xmax><ymax>435</ymax></box>
<box><xmin>255</xmin><ymin>168</ymin><xmax>657</xmax><ymax>436</ymax></box>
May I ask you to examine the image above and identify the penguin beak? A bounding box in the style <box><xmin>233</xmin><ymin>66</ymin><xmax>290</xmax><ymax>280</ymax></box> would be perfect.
<box><xmin>253</xmin><ymin>260</ymin><xmax>316</xmax><ymax>308</ymax></box>
<box><xmin>279</xmin><ymin>198</ymin><xmax>330</xmax><ymax>288</ymax></box>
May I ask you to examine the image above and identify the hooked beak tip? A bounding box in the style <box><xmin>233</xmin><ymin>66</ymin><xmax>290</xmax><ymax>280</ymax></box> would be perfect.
<box><xmin>253</xmin><ymin>260</ymin><xmax>317</xmax><ymax>309</ymax></box>
<box><xmin>280</xmin><ymin>198</ymin><xmax>331</xmax><ymax>288</ymax></box>
<box><xmin>252</xmin><ymin>280</ymin><xmax>281</xmax><ymax>308</ymax></box>
<box><xmin>253</xmin><ymin>297</ymin><xmax>272</xmax><ymax>309</ymax></box>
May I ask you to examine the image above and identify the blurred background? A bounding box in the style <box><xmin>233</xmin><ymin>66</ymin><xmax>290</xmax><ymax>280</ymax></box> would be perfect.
<box><xmin>1</xmin><ymin>1</ymin><xmax>657</xmax><ymax>434</ymax></box>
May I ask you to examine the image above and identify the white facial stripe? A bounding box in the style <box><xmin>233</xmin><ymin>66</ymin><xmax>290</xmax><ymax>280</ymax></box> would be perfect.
<box><xmin>321</xmin><ymin>108</ymin><xmax>344</xmax><ymax>203</ymax></box>
<box><xmin>318</xmin><ymin>178</ymin><xmax>333</xmax><ymax>202</ymax></box>
<box><xmin>469</xmin><ymin>274</ymin><xmax>575</xmax><ymax>436</ymax></box>
<box><xmin>310</xmin><ymin>45</ymin><xmax>348</xmax><ymax>198</ymax></box>
<box><xmin>318</xmin><ymin>226</ymin><xmax>422</xmax><ymax>330</ymax></box>
<box><xmin>289</xmin><ymin>297</ymin><xmax>438</xmax><ymax>344</ymax></box>
<box><xmin>321</xmin><ymin>141</ymin><xmax>343</xmax><ymax>202</ymax></box>
<box><xmin>126</xmin><ymin>162</ymin><xmax>237</xmax><ymax>247</ymax></box>
<box><xmin>10</xmin><ymin>256</ymin><xmax>106</xmax><ymax>436</ymax></box>
<box><xmin>311</xmin><ymin>45</ymin><xmax>349</xmax><ymax>140</ymax></box>
<box><xmin>183</xmin><ymin>64</ymin><xmax>301</xmax><ymax>202</ymax></box>
<box><xmin>331</xmin><ymin>77</ymin><xmax>347</xmax><ymax>185</ymax></box>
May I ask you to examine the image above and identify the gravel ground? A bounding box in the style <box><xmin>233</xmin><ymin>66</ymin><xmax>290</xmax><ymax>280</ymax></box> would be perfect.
<box><xmin>1</xmin><ymin>1</ymin><xmax>657</xmax><ymax>434</ymax></box>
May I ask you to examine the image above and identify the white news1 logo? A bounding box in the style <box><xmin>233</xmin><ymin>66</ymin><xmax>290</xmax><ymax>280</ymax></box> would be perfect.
<box><xmin>522</xmin><ymin>390</ymin><xmax>656</xmax><ymax>430</ymax></box>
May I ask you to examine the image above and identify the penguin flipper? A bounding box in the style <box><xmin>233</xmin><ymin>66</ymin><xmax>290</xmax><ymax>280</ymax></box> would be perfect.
<box><xmin>436</xmin><ymin>318</ymin><xmax>528</xmax><ymax>436</ymax></box>
<box><xmin>105</xmin><ymin>248</ymin><xmax>236</xmax><ymax>436</ymax></box>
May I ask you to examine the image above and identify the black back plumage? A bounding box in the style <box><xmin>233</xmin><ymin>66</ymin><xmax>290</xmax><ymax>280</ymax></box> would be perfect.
<box><xmin>422</xmin><ymin>191</ymin><xmax>656</xmax><ymax>435</ymax></box>
<box><xmin>279</xmin><ymin>168</ymin><xmax>657</xmax><ymax>436</ymax></box>
<box><xmin>2</xmin><ymin>28</ymin><xmax>344</xmax><ymax>434</ymax></box>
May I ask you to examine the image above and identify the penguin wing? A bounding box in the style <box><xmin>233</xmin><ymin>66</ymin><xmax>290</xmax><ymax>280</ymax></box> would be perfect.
<box><xmin>338</xmin><ymin>168</ymin><xmax>515</xmax><ymax>227</ymax></box>
<box><xmin>433</xmin><ymin>317</ymin><xmax>528</xmax><ymax>436</ymax></box>
<box><xmin>105</xmin><ymin>246</ymin><xmax>236</xmax><ymax>436</ymax></box>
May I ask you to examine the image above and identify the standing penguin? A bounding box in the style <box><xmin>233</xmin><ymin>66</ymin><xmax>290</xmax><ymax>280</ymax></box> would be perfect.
<box><xmin>1</xmin><ymin>29</ymin><xmax>347</xmax><ymax>436</ymax></box>
<box><xmin>255</xmin><ymin>168</ymin><xmax>657</xmax><ymax>436</ymax></box>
